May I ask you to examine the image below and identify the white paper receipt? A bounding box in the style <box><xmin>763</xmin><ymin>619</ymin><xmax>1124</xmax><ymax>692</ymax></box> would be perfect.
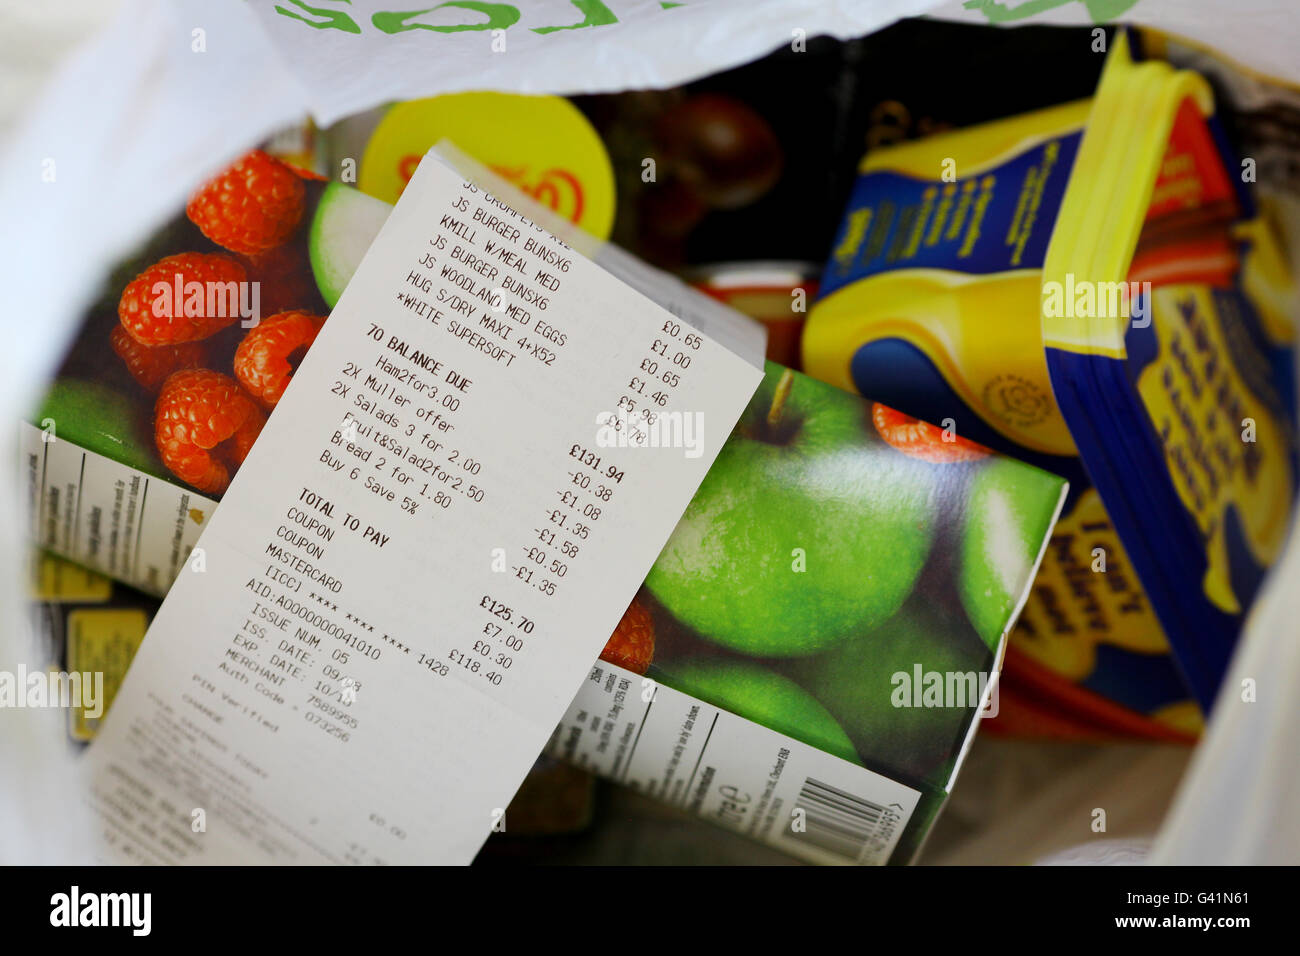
<box><xmin>84</xmin><ymin>152</ymin><xmax>762</xmax><ymax>864</ymax></box>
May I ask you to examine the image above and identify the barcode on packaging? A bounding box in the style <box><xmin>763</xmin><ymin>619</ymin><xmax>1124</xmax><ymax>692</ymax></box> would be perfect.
<box><xmin>549</xmin><ymin>660</ymin><xmax>920</xmax><ymax>865</ymax></box>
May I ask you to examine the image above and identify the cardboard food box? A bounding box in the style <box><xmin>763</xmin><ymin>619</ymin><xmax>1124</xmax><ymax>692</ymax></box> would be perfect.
<box><xmin>22</xmin><ymin>149</ymin><xmax>1065</xmax><ymax>864</ymax></box>
<box><xmin>552</xmin><ymin>361</ymin><xmax>1066</xmax><ymax>863</ymax></box>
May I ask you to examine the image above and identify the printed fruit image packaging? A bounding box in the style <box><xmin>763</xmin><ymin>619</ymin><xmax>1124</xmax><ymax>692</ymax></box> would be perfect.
<box><xmin>552</xmin><ymin>363</ymin><xmax>1066</xmax><ymax>865</ymax></box>
<box><xmin>22</xmin><ymin>149</ymin><xmax>334</xmax><ymax>596</ymax></box>
<box><xmin>22</xmin><ymin>145</ymin><xmax>1065</xmax><ymax>865</ymax></box>
<box><xmin>802</xmin><ymin>34</ymin><xmax>1297</xmax><ymax>725</ymax></box>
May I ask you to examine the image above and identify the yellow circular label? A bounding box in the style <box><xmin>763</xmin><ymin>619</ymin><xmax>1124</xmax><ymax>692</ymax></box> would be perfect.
<box><xmin>360</xmin><ymin>92</ymin><xmax>615</xmax><ymax>241</ymax></box>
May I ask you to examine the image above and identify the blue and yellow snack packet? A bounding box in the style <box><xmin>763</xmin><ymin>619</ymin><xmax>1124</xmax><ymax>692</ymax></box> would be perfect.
<box><xmin>804</xmin><ymin>33</ymin><xmax>1295</xmax><ymax>718</ymax></box>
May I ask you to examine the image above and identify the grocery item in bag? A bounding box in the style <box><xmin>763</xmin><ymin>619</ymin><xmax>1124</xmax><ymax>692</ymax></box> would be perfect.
<box><xmin>803</xmin><ymin>34</ymin><xmax>1296</xmax><ymax>717</ymax></box>
<box><xmin>689</xmin><ymin>262</ymin><xmax>818</xmax><ymax>367</ymax></box>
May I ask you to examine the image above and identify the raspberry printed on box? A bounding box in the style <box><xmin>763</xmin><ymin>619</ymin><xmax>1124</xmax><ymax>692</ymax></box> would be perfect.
<box><xmin>118</xmin><ymin>252</ymin><xmax>252</xmax><ymax>346</ymax></box>
<box><xmin>234</xmin><ymin>310</ymin><xmax>327</xmax><ymax>407</ymax></box>
<box><xmin>186</xmin><ymin>149</ymin><xmax>308</xmax><ymax>256</ymax></box>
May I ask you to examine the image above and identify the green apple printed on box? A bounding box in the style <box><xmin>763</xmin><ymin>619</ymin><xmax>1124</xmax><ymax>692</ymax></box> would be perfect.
<box><xmin>605</xmin><ymin>364</ymin><xmax>1066</xmax><ymax>790</ymax></box>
